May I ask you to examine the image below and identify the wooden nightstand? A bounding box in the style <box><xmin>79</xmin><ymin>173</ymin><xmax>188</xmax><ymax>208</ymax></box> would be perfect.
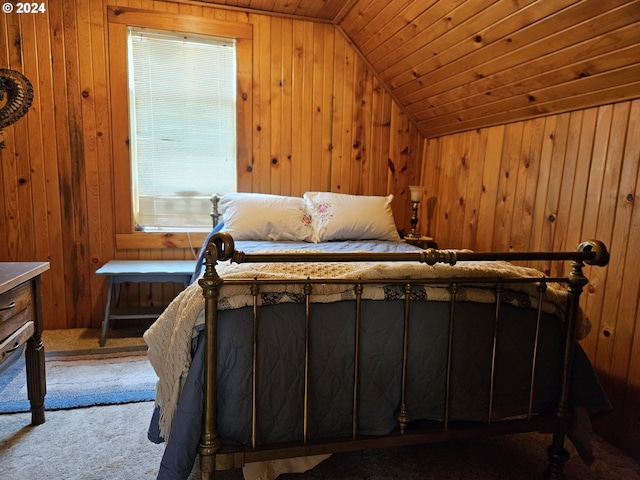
<box><xmin>96</xmin><ymin>260</ymin><xmax>196</xmax><ymax>346</ymax></box>
<box><xmin>404</xmin><ymin>235</ymin><xmax>438</xmax><ymax>249</ymax></box>
<box><xmin>0</xmin><ymin>262</ymin><xmax>50</xmax><ymax>425</ymax></box>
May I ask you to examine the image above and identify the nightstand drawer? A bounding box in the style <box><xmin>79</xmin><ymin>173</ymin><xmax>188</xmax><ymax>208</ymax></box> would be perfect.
<box><xmin>0</xmin><ymin>321</ymin><xmax>34</xmax><ymax>364</ymax></box>
<box><xmin>0</xmin><ymin>282</ymin><xmax>34</xmax><ymax>343</ymax></box>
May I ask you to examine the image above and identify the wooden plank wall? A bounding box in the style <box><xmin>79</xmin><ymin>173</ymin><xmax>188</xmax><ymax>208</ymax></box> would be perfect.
<box><xmin>419</xmin><ymin>99</ymin><xmax>640</xmax><ymax>461</ymax></box>
<box><xmin>2</xmin><ymin>0</ymin><xmax>639</xmax><ymax>462</ymax></box>
<box><xmin>0</xmin><ymin>0</ymin><xmax>423</xmax><ymax>330</ymax></box>
<box><xmin>339</xmin><ymin>0</ymin><xmax>640</xmax><ymax>139</ymax></box>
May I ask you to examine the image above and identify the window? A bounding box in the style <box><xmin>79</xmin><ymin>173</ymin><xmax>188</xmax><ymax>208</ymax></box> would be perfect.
<box><xmin>128</xmin><ymin>28</ymin><xmax>237</xmax><ymax>231</ymax></box>
<box><xmin>107</xmin><ymin>7</ymin><xmax>252</xmax><ymax>248</ymax></box>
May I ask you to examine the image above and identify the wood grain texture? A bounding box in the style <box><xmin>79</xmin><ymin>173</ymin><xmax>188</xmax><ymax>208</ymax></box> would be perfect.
<box><xmin>189</xmin><ymin>0</ymin><xmax>640</xmax><ymax>137</ymax></box>
<box><xmin>373</xmin><ymin>0</ymin><xmax>640</xmax><ymax>138</ymax></box>
<box><xmin>420</xmin><ymin>99</ymin><xmax>640</xmax><ymax>462</ymax></box>
<box><xmin>0</xmin><ymin>0</ymin><xmax>420</xmax><ymax>332</ymax></box>
<box><xmin>1</xmin><ymin>0</ymin><xmax>639</xmax><ymax>464</ymax></box>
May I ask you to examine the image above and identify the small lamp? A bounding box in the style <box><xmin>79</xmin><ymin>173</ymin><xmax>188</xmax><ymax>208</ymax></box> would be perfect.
<box><xmin>406</xmin><ymin>185</ymin><xmax>425</xmax><ymax>239</ymax></box>
<box><xmin>210</xmin><ymin>194</ymin><xmax>220</xmax><ymax>228</ymax></box>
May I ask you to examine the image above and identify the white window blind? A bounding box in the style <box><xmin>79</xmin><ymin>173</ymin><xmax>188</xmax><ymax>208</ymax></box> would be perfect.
<box><xmin>127</xmin><ymin>27</ymin><xmax>237</xmax><ymax>231</ymax></box>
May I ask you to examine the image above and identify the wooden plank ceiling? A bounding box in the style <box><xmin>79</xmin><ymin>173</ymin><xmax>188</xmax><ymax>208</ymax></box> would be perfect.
<box><xmin>192</xmin><ymin>0</ymin><xmax>640</xmax><ymax>138</ymax></box>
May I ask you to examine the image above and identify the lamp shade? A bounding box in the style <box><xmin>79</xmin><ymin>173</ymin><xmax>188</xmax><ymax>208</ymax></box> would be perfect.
<box><xmin>409</xmin><ymin>185</ymin><xmax>425</xmax><ymax>202</ymax></box>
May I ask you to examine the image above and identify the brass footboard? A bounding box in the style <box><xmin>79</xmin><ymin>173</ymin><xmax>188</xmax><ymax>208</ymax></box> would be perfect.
<box><xmin>198</xmin><ymin>235</ymin><xmax>609</xmax><ymax>480</ymax></box>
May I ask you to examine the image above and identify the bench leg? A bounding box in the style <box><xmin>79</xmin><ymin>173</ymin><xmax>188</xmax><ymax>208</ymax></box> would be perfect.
<box><xmin>100</xmin><ymin>279</ymin><xmax>114</xmax><ymax>347</ymax></box>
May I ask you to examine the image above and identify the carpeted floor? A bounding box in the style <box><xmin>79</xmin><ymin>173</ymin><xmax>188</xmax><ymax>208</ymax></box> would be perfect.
<box><xmin>3</xmin><ymin>400</ymin><xmax>640</xmax><ymax>480</ymax></box>
<box><xmin>1</xmin><ymin>328</ymin><xmax>639</xmax><ymax>480</ymax></box>
<box><xmin>271</xmin><ymin>434</ymin><xmax>640</xmax><ymax>480</ymax></box>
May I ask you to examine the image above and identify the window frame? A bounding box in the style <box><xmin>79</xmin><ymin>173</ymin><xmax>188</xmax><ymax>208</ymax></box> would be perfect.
<box><xmin>107</xmin><ymin>6</ymin><xmax>253</xmax><ymax>249</ymax></box>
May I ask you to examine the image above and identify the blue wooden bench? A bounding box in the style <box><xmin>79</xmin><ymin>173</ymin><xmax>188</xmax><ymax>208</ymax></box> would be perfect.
<box><xmin>95</xmin><ymin>260</ymin><xmax>196</xmax><ymax>346</ymax></box>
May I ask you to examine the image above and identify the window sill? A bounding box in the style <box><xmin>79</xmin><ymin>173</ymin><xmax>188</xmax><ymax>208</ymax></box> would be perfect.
<box><xmin>116</xmin><ymin>232</ymin><xmax>208</xmax><ymax>250</ymax></box>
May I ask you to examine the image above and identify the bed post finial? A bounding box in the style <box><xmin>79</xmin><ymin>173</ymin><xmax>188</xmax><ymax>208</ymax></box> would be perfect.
<box><xmin>576</xmin><ymin>239</ymin><xmax>609</xmax><ymax>267</ymax></box>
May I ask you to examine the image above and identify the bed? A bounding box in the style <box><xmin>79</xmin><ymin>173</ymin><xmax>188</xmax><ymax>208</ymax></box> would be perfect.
<box><xmin>144</xmin><ymin>192</ymin><xmax>611</xmax><ymax>480</ymax></box>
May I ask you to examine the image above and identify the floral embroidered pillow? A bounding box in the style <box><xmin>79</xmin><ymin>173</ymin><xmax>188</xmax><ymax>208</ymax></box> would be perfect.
<box><xmin>219</xmin><ymin>193</ymin><xmax>313</xmax><ymax>242</ymax></box>
<box><xmin>303</xmin><ymin>192</ymin><xmax>401</xmax><ymax>242</ymax></box>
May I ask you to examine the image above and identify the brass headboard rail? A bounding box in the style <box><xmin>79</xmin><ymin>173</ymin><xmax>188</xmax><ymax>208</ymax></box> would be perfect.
<box><xmin>202</xmin><ymin>233</ymin><xmax>609</xmax><ymax>269</ymax></box>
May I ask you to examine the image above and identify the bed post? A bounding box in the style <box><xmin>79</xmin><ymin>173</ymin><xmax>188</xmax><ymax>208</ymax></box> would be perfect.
<box><xmin>544</xmin><ymin>240</ymin><xmax>609</xmax><ymax>479</ymax></box>
<box><xmin>198</xmin><ymin>233</ymin><xmax>235</xmax><ymax>480</ymax></box>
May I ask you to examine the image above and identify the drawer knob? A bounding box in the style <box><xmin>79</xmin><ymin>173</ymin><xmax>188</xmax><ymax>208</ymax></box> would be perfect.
<box><xmin>0</xmin><ymin>301</ymin><xmax>16</xmax><ymax>311</ymax></box>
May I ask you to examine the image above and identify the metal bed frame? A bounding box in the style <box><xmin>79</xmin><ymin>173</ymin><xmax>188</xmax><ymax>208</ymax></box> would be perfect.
<box><xmin>197</xmin><ymin>233</ymin><xmax>609</xmax><ymax>479</ymax></box>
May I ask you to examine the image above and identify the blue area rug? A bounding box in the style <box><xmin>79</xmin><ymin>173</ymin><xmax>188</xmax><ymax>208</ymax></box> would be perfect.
<box><xmin>0</xmin><ymin>347</ymin><xmax>157</xmax><ymax>413</ymax></box>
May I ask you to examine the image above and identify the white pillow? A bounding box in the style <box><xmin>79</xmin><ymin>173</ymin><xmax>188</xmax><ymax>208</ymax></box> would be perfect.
<box><xmin>219</xmin><ymin>193</ymin><xmax>314</xmax><ymax>242</ymax></box>
<box><xmin>303</xmin><ymin>192</ymin><xmax>401</xmax><ymax>242</ymax></box>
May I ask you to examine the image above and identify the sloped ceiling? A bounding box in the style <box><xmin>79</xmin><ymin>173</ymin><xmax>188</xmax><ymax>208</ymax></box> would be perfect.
<box><xmin>192</xmin><ymin>0</ymin><xmax>640</xmax><ymax>138</ymax></box>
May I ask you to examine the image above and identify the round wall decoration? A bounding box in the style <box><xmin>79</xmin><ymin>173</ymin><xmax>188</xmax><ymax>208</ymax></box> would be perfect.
<box><xmin>0</xmin><ymin>69</ymin><xmax>34</xmax><ymax>148</ymax></box>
